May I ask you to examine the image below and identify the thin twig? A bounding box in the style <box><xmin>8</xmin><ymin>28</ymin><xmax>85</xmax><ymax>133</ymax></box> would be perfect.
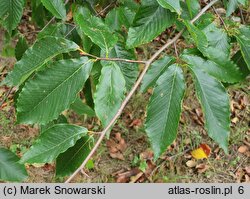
<box><xmin>233</xmin><ymin>156</ymin><xmax>248</xmax><ymax>173</ymax></box>
<box><xmin>79</xmin><ymin>50</ymin><xmax>147</xmax><ymax>64</ymax></box>
<box><xmin>173</xmin><ymin>42</ymin><xmax>179</xmax><ymax>58</ymax></box>
<box><xmin>65</xmin><ymin>0</ymin><xmax>219</xmax><ymax>183</ymax></box>
<box><xmin>239</xmin><ymin>8</ymin><xmax>245</xmax><ymax>24</ymax></box>
<box><xmin>96</xmin><ymin>0</ymin><xmax>116</xmax><ymax>16</ymax></box>
<box><xmin>212</xmin><ymin>6</ymin><xmax>228</xmax><ymax>32</ymax></box>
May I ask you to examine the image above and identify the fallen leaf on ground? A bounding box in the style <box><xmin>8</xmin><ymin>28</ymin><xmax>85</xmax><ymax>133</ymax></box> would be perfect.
<box><xmin>186</xmin><ymin>160</ymin><xmax>197</xmax><ymax>168</ymax></box>
<box><xmin>244</xmin><ymin>166</ymin><xmax>250</xmax><ymax>175</ymax></box>
<box><xmin>238</xmin><ymin>145</ymin><xmax>248</xmax><ymax>154</ymax></box>
<box><xmin>129</xmin><ymin>119</ymin><xmax>142</xmax><ymax>128</ymax></box>
<box><xmin>140</xmin><ymin>150</ymin><xmax>154</xmax><ymax>160</ymax></box>
<box><xmin>196</xmin><ymin>163</ymin><xmax>209</xmax><ymax>173</ymax></box>
<box><xmin>191</xmin><ymin>144</ymin><xmax>211</xmax><ymax>159</ymax></box>
<box><xmin>106</xmin><ymin>133</ymin><xmax>127</xmax><ymax>160</ymax></box>
<box><xmin>116</xmin><ymin>168</ymin><xmax>141</xmax><ymax>183</ymax></box>
<box><xmin>130</xmin><ymin>172</ymin><xmax>144</xmax><ymax>183</ymax></box>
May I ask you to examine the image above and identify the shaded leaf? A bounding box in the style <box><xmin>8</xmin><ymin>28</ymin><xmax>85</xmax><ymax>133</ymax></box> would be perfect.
<box><xmin>182</xmin><ymin>54</ymin><xmax>244</xmax><ymax>83</ymax></box>
<box><xmin>145</xmin><ymin>64</ymin><xmax>185</xmax><ymax>159</ymax></box>
<box><xmin>141</xmin><ymin>56</ymin><xmax>174</xmax><ymax>92</ymax></box>
<box><xmin>156</xmin><ymin>0</ymin><xmax>181</xmax><ymax>14</ymax></box>
<box><xmin>20</xmin><ymin>124</ymin><xmax>88</xmax><ymax>163</ymax></box>
<box><xmin>226</xmin><ymin>0</ymin><xmax>247</xmax><ymax>16</ymax></box>
<box><xmin>202</xmin><ymin>23</ymin><xmax>230</xmax><ymax>57</ymax></box>
<box><xmin>126</xmin><ymin>2</ymin><xmax>175</xmax><ymax>48</ymax></box>
<box><xmin>40</xmin><ymin>114</ymin><xmax>68</xmax><ymax>133</ymax></box>
<box><xmin>70</xmin><ymin>97</ymin><xmax>95</xmax><ymax>117</ymax></box>
<box><xmin>189</xmin><ymin>65</ymin><xmax>230</xmax><ymax>153</ymax></box>
<box><xmin>5</xmin><ymin>37</ymin><xmax>79</xmax><ymax>86</ymax></box>
<box><xmin>41</xmin><ymin>0</ymin><xmax>66</xmax><ymax>20</ymax></box>
<box><xmin>73</xmin><ymin>7</ymin><xmax>93</xmax><ymax>53</ymax></box>
<box><xmin>37</xmin><ymin>23</ymin><xmax>67</xmax><ymax>39</ymax></box>
<box><xmin>0</xmin><ymin>148</ymin><xmax>28</xmax><ymax>182</ymax></box>
<box><xmin>15</xmin><ymin>36</ymin><xmax>28</xmax><ymax>61</ymax></box>
<box><xmin>236</xmin><ymin>26</ymin><xmax>250</xmax><ymax>70</ymax></box>
<box><xmin>105</xmin><ymin>6</ymin><xmax>135</xmax><ymax>31</ymax></box>
<box><xmin>232</xmin><ymin>51</ymin><xmax>250</xmax><ymax>77</ymax></box>
<box><xmin>109</xmin><ymin>40</ymin><xmax>139</xmax><ymax>90</ymax></box>
<box><xmin>17</xmin><ymin>57</ymin><xmax>93</xmax><ymax>124</ymax></box>
<box><xmin>186</xmin><ymin>0</ymin><xmax>200</xmax><ymax>18</ymax></box>
<box><xmin>0</xmin><ymin>0</ymin><xmax>25</xmax><ymax>33</ymax></box>
<box><xmin>75</xmin><ymin>12</ymin><xmax>118</xmax><ymax>55</ymax></box>
<box><xmin>184</xmin><ymin>21</ymin><xmax>208</xmax><ymax>53</ymax></box>
<box><xmin>94</xmin><ymin>61</ymin><xmax>126</xmax><ymax>128</ymax></box>
<box><xmin>185</xmin><ymin>21</ymin><xmax>243</xmax><ymax>83</ymax></box>
<box><xmin>56</xmin><ymin>136</ymin><xmax>93</xmax><ymax>177</ymax></box>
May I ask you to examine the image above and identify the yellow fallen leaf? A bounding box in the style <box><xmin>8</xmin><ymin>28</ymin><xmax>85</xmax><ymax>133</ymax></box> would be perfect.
<box><xmin>191</xmin><ymin>144</ymin><xmax>211</xmax><ymax>160</ymax></box>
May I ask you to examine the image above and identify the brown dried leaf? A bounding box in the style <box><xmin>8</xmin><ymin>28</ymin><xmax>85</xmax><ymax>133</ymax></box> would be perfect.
<box><xmin>140</xmin><ymin>150</ymin><xmax>154</xmax><ymax>160</ymax></box>
<box><xmin>110</xmin><ymin>152</ymin><xmax>125</xmax><ymax>160</ymax></box>
<box><xmin>196</xmin><ymin>163</ymin><xmax>209</xmax><ymax>173</ymax></box>
<box><xmin>238</xmin><ymin>145</ymin><xmax>248</xmax><ymax>154</ymax></box>
<box><xmin>130</xmin><ymin>172</ymin><xmax>144</xmax><ymax>183</ymax></box>
<box><xmin>106</xmin><ymin>133</ymin><xmax>127</xmax><ymax>160</ymax></box>
<box><xmin>244</xmin><ymin>166</ymin><xmax>250</xmax><ymax>175</ymax></box>
<box><xmin>116</xmin><ymin>168</ymin><xmax>141</xmax><ymax>183</ymax></box>
<box><xmin>129</xmin><ymin>119</ymin><xmax>142</xmax><ymax>127</ymax></box>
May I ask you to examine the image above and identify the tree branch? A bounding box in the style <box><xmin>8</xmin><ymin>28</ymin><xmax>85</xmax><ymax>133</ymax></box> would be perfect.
<box><xmin>65</xmin><ymin>0</ymin><xmax>219</xmax><ymax>183</ymax></box>
<box><xmin>79</xmin><ymin>50</ymin><xmax>147</xmax><ymax>64</ymax></box>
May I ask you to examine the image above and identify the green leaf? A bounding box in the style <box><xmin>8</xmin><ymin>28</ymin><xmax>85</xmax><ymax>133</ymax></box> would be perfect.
<box><xmin>75</xmin><ymin>13</ymin><xmax>118</xmax><ymax>55</ymax></box>
<box><xmin>15</xmin><ymin>36</ymin><xmax>28</xmax><ymax>61</ymax></box>
<box><xmin>41</xmin><ymin>0</ymin><xmax>66</xmax><ymax>20</ymax></box>
<box><xmin>202</xmin><ymin>23</ymin><xmax>231</xmax><ymax>57</ymax></box>
<box><xmin>40</xmin><ymin>114</ymin><xmax>68</xmax><ymax>133</ymax></box>
<box><xmin>189</xmin><ymin>65</ymin><xmax>230</xmax><ymax>153</ymax></box>
<box><xmin>31</xmin><ymin>0</ymin><xmax>45</xmax><ymax>27</ymax></box>
<box><xmin>94</xmin><ymin>61</ymin><xmax>126</xmax><ymax>128</ymax></box>
<box><xmin>179</xmin><ymin>1</ymin><xmax>199</xmax><ymax>20</ymax></box>
<box><xmin>37</xmin><ymin>23</ymin><xmax>66</xmax><ymax>39</ymax></box>
<box><xmin>126</xmin><ymin>2</ymin><xmax>175</xmax><ymax>49</ymax></box>
<box><xmin>184</xmin><ymin>21</ymin><xmax>208</xmax><ymax>53</ymax></box>
<box><xmin>118</xmin><ymin>0</ymin><xmax>140</xmax><ymax>12</ymax></box>
<box><xmin>73</xmin><ymin>7</ymin><xmax>93</xmax><ymax>53</ymax></box>
<box><xmin>0</xmin><ymin>148</ymin><xmax>28</xmax><ymax>182</ymax></box>
<box><xmin>236</xmin><ymin>26</ymin><xmax>250</xmax><ymax>70</ymax></box>
<box><xmin>205</xmin><ymin>47</ymin><xmax>243</xmax><ymax>82</ymax></box>
<box><xmin>0</xmin><ymin>0</ymin><xmax>25</xmax><ymax>33</ymax></box>
<box><xmin>70</xmin><ymin>97</ymin><xmax>95</xmax><ymax>117</ymax></box>
<box><xmin>20</xmin><ymin>124</ymin><xmax>88</xmax><ymax>163</ymax></box>
<box><xmin>141</xmin><ymin>56</ymin><xmax>174</xmax><ymax>93</ymax></box>
<box><xmin>185</xmin><ymin>22</ymin><xmax>243</xmax><ymax>82</ymax></box>
<box><xmin>17</xmin><ymin>57</ymin><xmax>93</xmax><ymax>124</ymax></box>
<box><xmin>5</xmin><ymin>37</ymin><xmax>79</xmax><ymax>86</ymax></box>
<box><xmin>181</xmin><ymin>54</ymin><xmax>243</xmax><ymax>83</ymax></box>
<box><xmin>156</xmin><ymin>0</ymin><xmax>181</xmax><ymax>14</ymax></box>
<box><xmin>105</xmin><ymin>6</ymin><xmax>135</xmax><ymax>31</ymax></box>
<box><xmin>226</xmin><ymin>0</ymin><xmax>247</xmax><ymax>17</ymax></box>
<box><xmin>186</xmin><ymin>0</ymin><xmax>200</xmax><ymax>18</ymax></box>
<box><xmin>232</xmin><ymin>51</ymin><xmax>250</xmax><ymax>77</ymax></box>
<box><xmin>56</xmin><ymin>136</ymin><xmax>93</xmax><ymax>177</ymax></box>
<box><xmin>109</xmin><ymin>40</ymin><xmax>139</xmax><ymax>90</ymax></box>
<box><xmin>145</xmin><ymin>64</ymin><xmax>185</xmax><ymax>159</ymax></box>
